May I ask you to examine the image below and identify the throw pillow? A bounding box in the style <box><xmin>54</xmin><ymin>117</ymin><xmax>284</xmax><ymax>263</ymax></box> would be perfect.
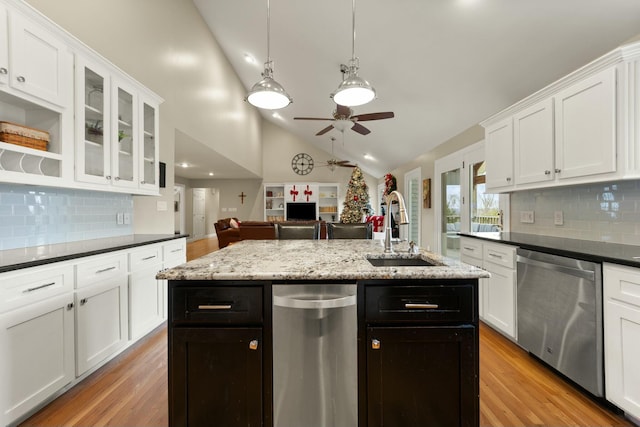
<box><xmin>229</xmin><ymin>218</ymin><xmax>239</xmax><ymax>229</ymax></box>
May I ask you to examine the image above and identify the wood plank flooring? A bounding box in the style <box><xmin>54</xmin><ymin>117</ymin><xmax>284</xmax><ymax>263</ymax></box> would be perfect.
<box><xmin>20</xmin><ymin>237</ymin><xmax>633</xmax><ymax>427</ymax></box>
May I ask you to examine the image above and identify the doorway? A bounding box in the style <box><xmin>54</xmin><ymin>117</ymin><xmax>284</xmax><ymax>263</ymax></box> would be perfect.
<box><xmin>192</xmin><ymin>188</ymin><xmax>206</xmax><ymax>240</ymax></box>
<box><xmin>174</xmin><ymin>184</ymin><xmax>185</xmax><ymax>235</ymax></box>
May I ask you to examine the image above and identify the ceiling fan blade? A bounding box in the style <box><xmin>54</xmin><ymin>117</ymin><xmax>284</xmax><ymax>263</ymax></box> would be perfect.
<box><xmin>339</xmin><ymin>163</ymin><xmax>357</xmax><ymax>168</ymax></box>
<box><xmin>335</xmin><ymin>104</ymin><xmax>352</xmax><ymax>117</ymax></box>
<box><xmin>294</xmin><ymin>117</ymin><xmax>334</xmax><ymax>121</ymax></box>
<box><xmin>335</xmin><ymin>160</ymin><xmax>351</xmax><ymax>164</ymax></box>
<box><xmin>351</xmin><ymin>112</ymin><xmax>395</xmax><ymax>121</ymax></box>
<box><xmin>351</xmin><ymin>122</ymin><xmax>371</xmax><ymax>135</ymax></box>
<box><xmin>316</xmin><ymin>125</ymin><xmax>335</xmax><ymax>136</ymax></box>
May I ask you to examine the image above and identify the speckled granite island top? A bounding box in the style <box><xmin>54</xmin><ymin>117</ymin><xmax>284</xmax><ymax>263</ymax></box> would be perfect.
<box><xmin>157</xmin><ymin>239</ymin><xmax>489</xmax><ymax>281</ymax></box>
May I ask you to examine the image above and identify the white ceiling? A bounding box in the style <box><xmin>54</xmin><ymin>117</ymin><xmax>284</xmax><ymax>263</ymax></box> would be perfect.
<box><xmin>188</xmin><ymin>0</ymin><xmax>640</xmax><ymax>179</ymax></box>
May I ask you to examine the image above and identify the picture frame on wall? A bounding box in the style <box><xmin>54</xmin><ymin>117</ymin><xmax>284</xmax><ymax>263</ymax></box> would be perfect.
<box><xmin>423</xmin><ymin>178</ymin><xmax>431</xmax><ymax>209</ymax></box>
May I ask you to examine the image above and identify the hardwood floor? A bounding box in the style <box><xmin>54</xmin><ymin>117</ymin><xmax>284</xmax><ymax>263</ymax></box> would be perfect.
<box><xmin>20</xmin><ymin>237</ymin><xmax>632</xmax><ymax>427</ymax></box>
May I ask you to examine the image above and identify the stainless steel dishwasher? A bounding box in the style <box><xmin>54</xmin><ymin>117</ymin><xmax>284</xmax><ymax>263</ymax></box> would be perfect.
<box><xmin>272</xmin><ymin>284</ymin><xmax>357</xmax><ymax>427</ymax></box>
<box><xmin>516</xmin><ymin>248</ymin><xmax>603</xmax><ymax>397</ymax></box>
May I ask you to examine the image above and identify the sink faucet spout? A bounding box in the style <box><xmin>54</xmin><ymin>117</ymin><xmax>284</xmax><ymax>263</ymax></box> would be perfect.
<box><xmin>384</xmin><ymin>190</ymin><xmax>409</xmax><ymax>253</ymax></box>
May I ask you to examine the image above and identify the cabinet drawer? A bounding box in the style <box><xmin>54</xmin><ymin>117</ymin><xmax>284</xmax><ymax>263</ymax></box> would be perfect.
<box><xmin>460</xmin><ymin>238</ymin><xmax>483</xmax><ymax>262</ymax></box>
<box><xmin>130</xmin><ymin>244</ymin><xmax>162</xmax><ymax>272</ymax></box>
<box><xmin>604</xmin><ymin>263</ymin><xmax>640</xmax><ymax>308</ymax></box>
<box><xmin>483</xmin><ymin>242</ymin><xmax>516</xmax><ymax>269</ymax></box>
<box><xmin>75</xmin><ymin>252</ymin><xmax>127</xmax><ymax>289</ymax></box>
<box><xmin>172</xmin><ymin>286</ymin><xmax>263</xmax><ymax>325</ymax></box>
<box><xmin>163</xmin><ymin>240</ymin><xmax>186</xmax><ymax>269</ymax></box>
<box><xmin>365</xmin><ymin>284</ymin><xmax>475</xmax><ymax>324</ymax></box>
<box><xmin>0</xmin><ymin>264</ymin><xmax>74</xmax><ymax>313</ymax></box>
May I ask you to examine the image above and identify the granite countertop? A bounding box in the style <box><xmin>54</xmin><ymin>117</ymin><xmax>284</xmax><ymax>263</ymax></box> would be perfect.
<box><xmin>0</xmin><ymin>234</ymin><xmax>188</xmax><ymax>273</ymax></box>
<box><xmin>460</xmin><ymin>231</ymin><xmax>640</xmax><ymax>268</ymax></box>
<box><xmin>157</xmin><ymin>239</ymin><xmax>489</xmax><ymax>282</ymax></box>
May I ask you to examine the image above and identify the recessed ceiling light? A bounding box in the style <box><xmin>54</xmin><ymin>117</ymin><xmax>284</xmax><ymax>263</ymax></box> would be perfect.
<box><xmin>209</xmin><ymin>172</ymin><xmax>214</xmax><ymax>176</ymax></box>
<box><xmin>272</xmin><ymin>112</ymin><xmax>283</xmax><ymax>119</ymax></box>
<box><xmin>243</xmin><ymin>53</ymin><xmax>256</xmax><ymax>64</ymax></box>
<box><xmin>181</xmin><ymin>163</ymin><xmax>189</xmax><ymax>168</ymax></box>
<box><xmin>364</xmin><ymin>153</ymin><xmax>375</xmax><ymax>161</ymax></box>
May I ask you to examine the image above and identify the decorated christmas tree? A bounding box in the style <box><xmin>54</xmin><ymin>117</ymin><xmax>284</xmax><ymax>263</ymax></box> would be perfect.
<box><xmin>340</xmin><ymin>166</ymin><xmax>370</xmax><ymax>223</ymax></box>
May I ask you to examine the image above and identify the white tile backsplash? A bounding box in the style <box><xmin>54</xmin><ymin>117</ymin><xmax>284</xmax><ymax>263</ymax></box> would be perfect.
<box><xmin>511</xmin><ymin>180</ymin><xmax>640</xmax><ymax>245</ymax></box>
<box><xmin>0</xmin><ymin>184</ymin><xmax>133</xmax><ymax>250</ymax></box>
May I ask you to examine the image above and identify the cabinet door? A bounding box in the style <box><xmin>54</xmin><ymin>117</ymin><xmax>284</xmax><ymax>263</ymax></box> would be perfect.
<box><xmin>514</xmin><ymin>98</ymin><xmax>555</xmax><ymax>185</ymax></box>
<box><xmin>604</xmin><ymin>264</ymin><xmax>640</xmax><ymax>419</ymax></box>
<box><xmin>8</xmin><ymin>10</ymin><xmax>68</xmax><ymax>107</ymax></box>
<box><xmin>0</xmin><ymin>293</ymin><xmax>75</xmax><ymax>426</ymax></box>
<box><xmin>75</xmin><ymin>277</ymin><xmax>128</xmax><ymax>376</ymax></box>
<box><xmin>554</xmin><ymin>67</ymin><xmax>616</xmax><ymax>180</ymax></box>
<box><xmin>170</xmin><ymin>327</ymin><xmax>262</xmax><ymax>427</ymax></box>
<box><xmin>484</xmin><ymin>261</ymin><xmax>516</xmax><ymax>338</ymax></box>
<box><xmin>367</xmin><ymin>326</ymin><xmax>478</xmax><ymax>427</ymax></box>
<box><xmin>0</xmin><ymin>5</ymin><xmax>8</xmax><ymax>87</ymax></box>
<box><xmin>484</xmin><ymin>118</ymin><xmax>514</xmax><ymax>191</ymax></box>
<box><xmin>129</xmin><ymin>267</ymin><xmax>163</xmax><ymax>341</ymax></box>
<box><xmin>75</xmin><ymin>56</ymin><xmax>112</xmax><ymax>185</ymax></box>
<box><xmin>139</xmin><ymin>97</ymin><xmax>159</xmax><ymax>192</ymax></box>
<box><xmin>111</xmin><ymin>78</ymin><xmax>139</xmax><ymax>189</ymax></box>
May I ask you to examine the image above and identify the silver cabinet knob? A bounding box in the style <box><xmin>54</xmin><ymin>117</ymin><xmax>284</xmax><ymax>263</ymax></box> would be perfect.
<box><xmin>114</xmin><ymin>176</ymin><xmax>120</xmax><ymax>181</ymax></box>
<box><xmin>106</xmin><ymin>175</ymin><xmax>112</xmax><ymax>180</ymax></box>
<box><xmin>555</xmin><ymin>168</ymin><xmax>561</xmax><ymax>173</ymax></box>
<box><xmin>249</xmin><ymin>340</ymin><xmax>259</xmax><ymax>351</ymax></box>
<box><xmin>0</xmin><ymin>67</ymin><xmax>7</xmax><ymax>75</ymax></box>
<box><xmin>66</xmin><ymin>302</ymin><xmax>74</xmax><ymax>310</ymax></box>
<box><xmin>371</xmin><ymin>339</ymin><xmax>381</xmax><ymax>350</ymax></box>
<box><xmin>16</xmin><ymin>75</ymin><xmax>26</xmax><ymax>83</ymax></box>
<box><xmin>80</xmin><ymin>298</ymin><xmax>88</xmax><ymax>305</ymax></box>
<box><xmin>506</xmin><ymin>177</ymin><xmax>512</xmax><ymax>182</ymax></box>
<box><xmin>544</xmin><ymin>170</ymin><xmax>551</xmax><ymax>175</ymax></box>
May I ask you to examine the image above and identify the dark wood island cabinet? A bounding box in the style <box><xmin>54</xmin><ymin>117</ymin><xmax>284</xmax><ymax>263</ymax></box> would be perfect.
<box><xmin>159</xmin><ymin>240</ymin><xmax>487</xmax><ymax>427</ymax></box>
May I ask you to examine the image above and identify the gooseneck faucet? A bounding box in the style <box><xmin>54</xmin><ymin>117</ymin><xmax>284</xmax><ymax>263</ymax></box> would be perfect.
<box><xmin>384</xmin><ymin>190</ymin><xmax>409</xmax><ymax>253</ymax></box>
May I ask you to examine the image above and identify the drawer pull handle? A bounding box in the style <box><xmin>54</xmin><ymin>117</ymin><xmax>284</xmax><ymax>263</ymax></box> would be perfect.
<box><xmin>371</xmin><ymin>339</ymin><xmax>381</xmax><ymax>350</ymax></box>
<box><xmin>170</xmin><ymin>248</ymin><xmax>183</xmax><ymax>253</ymax></box>
<box><xmin>463</xmin><ymin>246</ymin><xmax>475</xmax><ymax>251</ymax></box>
<box><xmin>198</xmin><ymin>304</ymin><xmax>232</xmax><ymax>310</ymax></box>
<box><xmin>405</xmin><ymin>303</ymin><xmax>439</xmax><ymax>309</ymax></box>
<box><xmin>23</xmin><ymin>281</ymin><xmax>56</xmax><ymax>293</ymax></box>
<box><xmin>488</xmin><ymin>253</ymin><xmax>503</xmax><ymax>259</ymax></box>
<box><xmin>141</xmin><ymin>255</ymin><xmax>157</xmax><ymax>261</ymax></box>
<box><xmin>96</xmin><ymin>266</ymin><xmax>117</xmax><ymax>274</ymax></box>
<box><xmin>249</xmin><ymin>340</ymin><xmax>259</xmax><ymax>350</ymax></box>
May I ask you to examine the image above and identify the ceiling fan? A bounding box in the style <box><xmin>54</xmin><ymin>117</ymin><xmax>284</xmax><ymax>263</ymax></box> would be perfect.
<box><xmin>294</xmin><ymin>104</ymin><xmax>394</xmax><ymax>136</ymax></box>
<box><xmin>319</xmin><ymin>136</ymin><xmax>357</xmax><ymax>171</ymax></box>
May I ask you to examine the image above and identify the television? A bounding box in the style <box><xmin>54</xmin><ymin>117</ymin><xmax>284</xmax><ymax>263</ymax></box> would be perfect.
<box><xmin>286</xmin><ymin>202</ymin><xmax>316</xmax><ymax>220</ymax></box>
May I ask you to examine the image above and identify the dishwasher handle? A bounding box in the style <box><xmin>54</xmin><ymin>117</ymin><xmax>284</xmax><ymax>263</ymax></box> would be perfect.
<box><xmin>516</xmin><ymin>255</ymin><xmax>595</xmax><ymax>281</ymax></box>
<box><xmin>273</xmin><ymin>294</ymin><xmax>356</xmax><ymax>310</ymax></box>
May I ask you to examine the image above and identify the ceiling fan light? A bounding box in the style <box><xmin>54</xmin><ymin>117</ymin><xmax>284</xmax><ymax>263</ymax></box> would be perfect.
<box><xmin>332</xmin><ymin>74</ymin><xmax>376</xmax><ymax>107</ymax></box>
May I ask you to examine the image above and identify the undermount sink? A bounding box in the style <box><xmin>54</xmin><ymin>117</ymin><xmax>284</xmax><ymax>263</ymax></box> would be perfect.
<box><xmin>366</xmin><ymin>256</ymin><xmax>437</xmax><ymax>267</ymax></box>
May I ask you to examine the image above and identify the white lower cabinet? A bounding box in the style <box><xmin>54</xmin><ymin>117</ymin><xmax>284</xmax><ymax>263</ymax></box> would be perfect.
<box><xmin>129</xmin><ymin>244</ymin><xmax>163</xmax><ymax>340</ymax></box>
<box><xmin>161</xmin><ymin>238</ymin><xmax>187</xmax><ymax>319</ymax></box>
<box><xmin>0</xmin><ymin>264</ymin><xmax>75</xmax><ymax>427</ymax></box>
<box><xmin>74</xmin><ymin>252</ymin><xmax>128</xmax><ymax>376</ymax></box>
<box><xmin>482</xmin><ymin>241</ymin><xmax>517</xmax><ymax>339</ymax></box>
<box><xmin>603</xmin><ymin>263</ymin><xmax>640</xmax><ymax>420</ymax></box>
<box><xmin>460</xmin><ymin>237</ymin><xmax>486</xmax><ymax>319</ymax></box>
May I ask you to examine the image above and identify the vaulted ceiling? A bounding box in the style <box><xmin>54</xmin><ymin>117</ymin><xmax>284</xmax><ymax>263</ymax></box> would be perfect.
<box><xmin>190</xmin><ymin>0</ymin><xmax>640</xmax><ymax>178</ymax></box>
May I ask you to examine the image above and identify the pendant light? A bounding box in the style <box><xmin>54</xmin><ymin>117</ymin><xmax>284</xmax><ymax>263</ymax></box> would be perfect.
<box><xmin>246</xmin><ymin>0</ymin><xmax>292</xmax><ymax>110</ymax></box>
<box><xmin>331</xmin><ymin>0</ymin><xmax>376</xmax><ymax>107</ymax></box>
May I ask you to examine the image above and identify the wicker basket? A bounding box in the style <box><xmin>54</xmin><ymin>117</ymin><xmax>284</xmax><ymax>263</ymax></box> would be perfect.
<box><xmin>0</xmin><ymin>121</ymin><xmax>49</xmax><ymax>151</ymax></box>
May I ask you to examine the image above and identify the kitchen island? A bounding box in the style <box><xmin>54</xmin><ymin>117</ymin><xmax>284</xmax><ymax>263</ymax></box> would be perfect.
<box><xmin>158</xmin><ymin>239</ymin><xmax>489</xmax><ymax>427</ymax></box>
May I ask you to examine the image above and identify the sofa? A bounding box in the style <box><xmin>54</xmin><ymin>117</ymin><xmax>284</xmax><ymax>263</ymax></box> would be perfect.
<box><xmin>214</xmin><ymin>218</ymin><xmax>328</xmax><ymax>248</ymax></box>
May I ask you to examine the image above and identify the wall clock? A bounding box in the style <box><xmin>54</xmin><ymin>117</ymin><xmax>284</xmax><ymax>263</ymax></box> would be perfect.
<box><xmin>291</xmin><ymin>153</ymin><xmax>314</xmax><ymax>175</ymax></box>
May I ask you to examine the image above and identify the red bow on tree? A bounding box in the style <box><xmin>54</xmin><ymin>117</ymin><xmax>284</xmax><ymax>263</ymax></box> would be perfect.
<box><xmin>304</xmin><ymin>185</ymin><xmax>313</xmax><ymax>201</ymax></box>
<box><xmin>290</xmin><ymin>186</ymin><xmax>299</xmax><ymax>202</ymax></box>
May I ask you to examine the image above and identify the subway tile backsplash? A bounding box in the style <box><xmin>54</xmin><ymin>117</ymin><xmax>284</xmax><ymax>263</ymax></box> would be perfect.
<box><xmin>0</xmin><ymin>184</ymin><xmax>133</xmax><ymax>250</ymax></box>
<box><xmin>510</xmin><ymin>180</ymin><xmax>640</xmax><ymax>245</ymax></box>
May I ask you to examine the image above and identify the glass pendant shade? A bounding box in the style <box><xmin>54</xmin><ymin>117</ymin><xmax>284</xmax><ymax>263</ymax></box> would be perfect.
<box><xmin>247</xmin><ymin>66</ymin><xmax>292</xmax><ymax>110</ymax></box>
<box><xmin>332</xmin><ymin>73</ymin><xmax>376</xmax><ymax>107</ymax></box>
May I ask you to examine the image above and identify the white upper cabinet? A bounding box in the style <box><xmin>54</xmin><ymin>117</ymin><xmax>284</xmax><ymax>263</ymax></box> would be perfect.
<box><xmin>484</xmin><ymin>118</ymin><xmax>514</xmax><ymax>191</ymax></box>
<box><xmin>554</xmin><ymin>67</ymin><xmax>616</xmax><ymax>180</ymax></box>
<box><xmin>139</xmin><ymin>96</ymin><xmax>159</xmax><ymax>193</ymax></box>
<box><xmin>514</xmin><ymin>98</ymin><xmax>555</xmax><ymax>185</ymax></box>
<box><xmin>481</xmin><ymin>43</ymin><xmax>638</xmax><ymax>192</ymax></box>
<box><xmin>7</xmin><ymin>8</ymin><xmax>70</xmax><ymax>108</ymax></box>
<box><xmin>0</xmin><ymin>5</ymin><xmax>8</xmax><ymax>87</ymax></box>
<box><xmin>111</xmin><ymin>78</ymin><xmax>139</xmax><ymax>190</ymax></box>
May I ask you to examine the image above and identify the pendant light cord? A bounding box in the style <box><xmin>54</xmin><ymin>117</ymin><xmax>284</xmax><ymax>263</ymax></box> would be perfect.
<box><xmin>351</xmin><ymin>0</ymin><xmax>356</xmax><ymax>61</ymax></box>
<box><xmin>266</xmin><ymin>0</ymin><xmax>271</xmax><ymax>64</ymax></box>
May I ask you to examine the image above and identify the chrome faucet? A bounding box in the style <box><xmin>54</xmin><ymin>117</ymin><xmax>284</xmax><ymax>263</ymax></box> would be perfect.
<box><xmin>383</xmin><ymin>190</ymin><xmax>409</xmax><ymax>253</ymax></box>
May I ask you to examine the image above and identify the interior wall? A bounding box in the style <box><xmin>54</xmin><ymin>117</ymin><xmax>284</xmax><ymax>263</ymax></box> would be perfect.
<box><xmin>25</xmin><ymin>0</ymin><xmax>264</xmax><ymax>234</ymax></box>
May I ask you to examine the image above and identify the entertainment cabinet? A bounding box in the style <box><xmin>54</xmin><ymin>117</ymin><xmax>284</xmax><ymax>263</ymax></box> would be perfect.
<box><xmin>264</xmin><ymin>183</ymin><xmax>340</xmax><ymax>222</ymax></box>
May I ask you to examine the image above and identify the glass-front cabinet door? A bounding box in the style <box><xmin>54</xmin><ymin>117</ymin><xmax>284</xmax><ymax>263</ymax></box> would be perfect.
<box><xmin>76</xmin><ymin>57</ymin><xmax>111</xmax><ymax>185</ymax></box>
<box><xmin>111</xmin><ymin>80</ymin><xmax>138</xmax><ymax>189</ymax></box>
<box><xmin>139</xmin><ymin>98</ymin><xmax>158</xmax><ymax>191</ymax></box>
